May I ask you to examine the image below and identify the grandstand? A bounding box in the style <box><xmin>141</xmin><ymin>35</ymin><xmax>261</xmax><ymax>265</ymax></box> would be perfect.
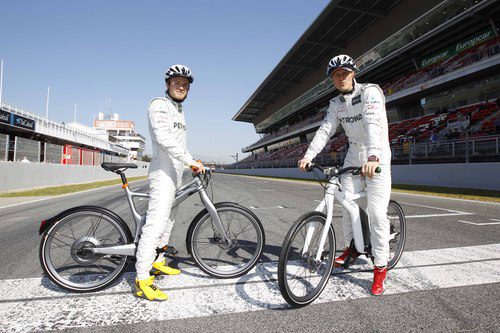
<box><xmin>0</xmin><ymin>101</ymin><xmax>130</xmax><ymax>164</ymax></box>
<box><xmin>231</xmin><ymin>0</ymin><xmax>500</xmax><ymax>171</ymax></box>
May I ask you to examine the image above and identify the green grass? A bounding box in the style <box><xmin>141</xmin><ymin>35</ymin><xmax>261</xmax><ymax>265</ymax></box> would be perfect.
<box><xmin>0</xmin><ymin>176</ymin><xmax>148</xmax><ymax>197</ymax></box>
<box><xmin>391</xmin><ymin>184</ymin><xmax>500</xmax><ymax>203</ymax></box>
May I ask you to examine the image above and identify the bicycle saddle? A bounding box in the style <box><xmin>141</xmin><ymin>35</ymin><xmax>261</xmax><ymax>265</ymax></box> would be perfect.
<box><xmin>101</xmin><ymin>163</ymin><xmax>138</xmax><ymax>172</ymax></box>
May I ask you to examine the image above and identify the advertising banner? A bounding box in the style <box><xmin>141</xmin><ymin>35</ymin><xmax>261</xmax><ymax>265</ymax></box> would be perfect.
<box><xmin>418</xmin><ymin>27</ymin><xmax>495</xmax><ymax>68</ymax></box>
<box><xmin>93</xmin><ymin>120</ymin><xmax>135</xmax><ymax>130</ymax></box>
<box><xmin>12</xmin><ymin>114</ymin><xmax>36</xmax><ymax>131</ymax></box>
<box><xmin>0</xmin><ymin>110</ymin><xmax>10</xmax><ymax>125</ymax></box>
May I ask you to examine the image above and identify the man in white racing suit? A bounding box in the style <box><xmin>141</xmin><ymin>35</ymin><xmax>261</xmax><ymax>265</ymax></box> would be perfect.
<box><xmin>135</xmin><ymin>64</ymin><xmax>205</xmax><ymax>301</ymax></box>
<box><xmin>298</xmin><ymin>55</ymin><xmax>391</xmax><ymax>296</ymax></box>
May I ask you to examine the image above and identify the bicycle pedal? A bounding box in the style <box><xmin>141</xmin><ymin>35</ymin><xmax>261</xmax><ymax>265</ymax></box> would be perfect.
<box><xmin>149</xmin><ymin>270</ymin><xmax>165</xmax><ymax>278</ymax></box>
<box><xmin>156</xmin><ymin>245</ymin><xmax>179</xmax><ymax>256</ymax></box>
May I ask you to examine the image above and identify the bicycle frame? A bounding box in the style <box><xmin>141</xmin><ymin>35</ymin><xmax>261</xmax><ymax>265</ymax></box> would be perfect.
<box><xmin>92</xmin><ymin>172</ymin><xmax>229</xmax><ymax>257</ymax></box>
<box><xmin>303</xmin><ymin>175</ymin><xmax>368</xmax><ymax>261</ymax></box>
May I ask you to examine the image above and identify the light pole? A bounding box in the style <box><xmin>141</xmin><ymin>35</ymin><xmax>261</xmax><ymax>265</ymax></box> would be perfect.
<box><xmin>0</xmin><ymin>59</ymin><xmax>4</xmax><ymax>107</ymax></box>
<box><xmin>45</xmin><ymin>86</ymin><xmax>50</xmax><ymax>119</ymax></box>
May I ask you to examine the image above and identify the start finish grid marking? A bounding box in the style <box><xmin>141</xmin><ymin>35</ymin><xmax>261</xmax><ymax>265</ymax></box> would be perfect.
<box><xmin>0</xmin><ymin>244</ymin><xmax>499</xmax><ymax>333</ymax></box>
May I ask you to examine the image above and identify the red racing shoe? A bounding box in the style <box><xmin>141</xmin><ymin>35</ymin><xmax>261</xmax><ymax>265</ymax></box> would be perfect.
<box><xmin>371</xmin><ymin>266</ymin><xmax>387</xmax><ymax>296</ymax></box>
<box><xmin>334</xmin><ymin>247</ymin><xmax>360</xmax><ymax>267</ymax></box>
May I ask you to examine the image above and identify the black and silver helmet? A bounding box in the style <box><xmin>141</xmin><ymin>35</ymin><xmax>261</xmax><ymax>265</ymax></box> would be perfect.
<box><xmin>326</xmin><ymin>55</ymin><xmax>358</xmax><ymax>77</ymax></box>
<box><xmin>165</xmin><ymin>64</ymin><xmax>194</xmax><ymax>83</ymax></box>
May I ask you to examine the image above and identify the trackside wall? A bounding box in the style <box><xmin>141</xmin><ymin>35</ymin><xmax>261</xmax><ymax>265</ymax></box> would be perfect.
<box><xmin>0</xmin><ymin>162</ymin><xmax>150</xmax><ymax>193</ymax></box>
<box><xmin>219</xmin><ymin>162</ymin><xmax>500</xmax><ymax>190</ymax></box>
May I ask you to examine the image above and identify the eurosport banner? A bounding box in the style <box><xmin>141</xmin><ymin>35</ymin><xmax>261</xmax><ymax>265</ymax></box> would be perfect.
<box><xmin>0</xmin><ymin>110</ymin><xmax>10</xmax><ymax>125</ymax></box>
<box><xmin>12</xmin><ymin>114</ymin><xmax>36</xmax><ymax>131</ymax></box>
<box><xmin>418</xmin><ymin>27</ymin><xmax>495</xmax><ymax>68</ymax></box>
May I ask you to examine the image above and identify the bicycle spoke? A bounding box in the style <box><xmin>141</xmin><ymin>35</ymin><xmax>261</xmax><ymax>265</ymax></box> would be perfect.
<box><xmin>51</xmin><ymin>235</ymin><xmax>74</xmax><ymax>248</ymax></box>
<box><xmin>194</xmin><ymin>241</ymin><xmax>219</xmax><ymax>251</ymax></box>
<box><xmin>233</xmin><ymin>223</ymin><xmax>254</xmax><ymax>237</ymax></box>
<box><xmin>53</xmin><ymin>231</ymin><xmax>77</xmax><ymax>242</ymax></box>
<box><xmin>207</xmin><ymin>248</ymin><xmax>225</xmax><ymax>267</ymax></box>
<box><xmin>85</xmin><ymin>214</ymin><xmax>103</xmax><ymax>239</ymax></box>
<box><xmin>68</xmin><ymin>220</ymin><xmax>76</xmax><ymax>240</ymax></box>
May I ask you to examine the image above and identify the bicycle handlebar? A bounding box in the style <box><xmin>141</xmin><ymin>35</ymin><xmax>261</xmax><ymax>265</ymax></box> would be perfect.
<box><xmin>306</xmin><ymin>163</ymin><xmax>381</xmax><ymax>177</ymax></box>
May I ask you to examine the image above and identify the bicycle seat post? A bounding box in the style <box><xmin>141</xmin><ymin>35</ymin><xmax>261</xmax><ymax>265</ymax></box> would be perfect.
<box><xmin>116</xmin><ymin>170</ymin><xmax>128</xmax><ymax>187</ymax></box>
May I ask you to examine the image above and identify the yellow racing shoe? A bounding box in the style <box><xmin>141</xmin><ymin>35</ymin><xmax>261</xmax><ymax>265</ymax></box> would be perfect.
<box><xmin>150</xmin><ymin>258</ymin><xmax>181</xmax><ymax>276</ymax></box>
<box><xmin>135</xmin><ymin>276</ymin><xmax>168</xmax><ymax>301</ymax></box>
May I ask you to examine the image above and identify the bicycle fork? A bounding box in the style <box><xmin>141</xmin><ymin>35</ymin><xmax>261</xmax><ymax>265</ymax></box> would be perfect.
<box><xmin>302</xmin><ymin>193</ymin><xmax>335</xmax><ymax>261</ymax></box>
<box><xmin>198</xmin><ymin>188</ymin><xmax>232</xmax><ymax>245</ymax></box>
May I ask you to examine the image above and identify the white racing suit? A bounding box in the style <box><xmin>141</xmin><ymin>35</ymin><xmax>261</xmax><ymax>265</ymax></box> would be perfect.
<box><xmin>304</xmin><ymin>81</ymin><xmax>392</xmax><ymax>267</ymax></box>
<box><xmin>135</xmin><ymin>96</ymin><xmax>195</xmax><ymax>280</ymax></box>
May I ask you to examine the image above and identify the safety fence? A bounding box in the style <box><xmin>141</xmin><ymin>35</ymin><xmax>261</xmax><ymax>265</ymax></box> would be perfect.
<box><xmin>228</xmin><ymin>135</ymin><xmax>500</xmax><ymax>169</ymax></box>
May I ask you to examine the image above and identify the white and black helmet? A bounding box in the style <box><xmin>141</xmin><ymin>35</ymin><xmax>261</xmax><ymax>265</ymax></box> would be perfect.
<box><xmin>165</xmin><ymin>64</ymin><xmax>194</xmax><ymax>83</ymax></box>
<box><xmin>326</xmin><ymin>55</ymin><xmax>358</xmax><ymax>77</ymax></box>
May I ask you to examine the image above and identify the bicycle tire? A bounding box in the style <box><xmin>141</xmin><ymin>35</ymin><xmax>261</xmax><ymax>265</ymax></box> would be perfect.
<box><xmin>387</xmin><ymin>200</ymin><xmax>406</xmax><ymax>270</ymax></box>
<box><xmin>39</xmin><ymin>206</ymin><xmax>132</xmax><ymax>292</ymax></box>
<box><xmin>186</xmin><ymin>202</ymin><xmax>265</xmax><ymax>278</ymax></box>
<box><xmin>278</xmin><ymin>211</ymin><xmax>335</xmax><ymax>307</ymax></box>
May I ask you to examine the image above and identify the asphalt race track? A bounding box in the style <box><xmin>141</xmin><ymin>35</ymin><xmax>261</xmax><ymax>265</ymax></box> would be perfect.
<box><xmin>0</xmin><ymin>172</ymin><xmax>499</xmax><ymax>333</ymax></box>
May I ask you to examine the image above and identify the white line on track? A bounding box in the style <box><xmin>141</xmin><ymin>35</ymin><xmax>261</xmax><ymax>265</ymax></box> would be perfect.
<box><xmin>405</xmin><ymin>213</ymin><xmax>473</xmax><ymax>218</ymax></box>
<box><xmin>458</xmin><ymin>220</ymin><xmax>500</xmax><ymax>226</ymax></box>
<box><xmin>249</xmin><ymin>206</ymin><xmax>284</xmax><ymax>210</ymax></box>
<box><xmin>398</xmin><ymin>202</ymin><xmax>473</xmax><ymax>215</ymax></box>
<box><xmin>0</xmin><ymin>244</ymin><xmax>499</xmax><ymax>332</ymax></box>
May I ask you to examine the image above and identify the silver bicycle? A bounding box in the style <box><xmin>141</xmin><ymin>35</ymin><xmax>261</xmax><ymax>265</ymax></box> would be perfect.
<box><xmin>278</xmin><ymin>164</ymin><xmax>406</xmax><ymax>307</ymax></box>
<box><xmin>39</xmin><ymin>163</ymin><xmax>265</xmax><ymax>292</ymax></box>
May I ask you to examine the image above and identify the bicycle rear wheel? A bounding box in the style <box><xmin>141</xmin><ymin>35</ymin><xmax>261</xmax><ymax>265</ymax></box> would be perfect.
<box><xmin>278</xmin><ymin>211</ymin><xmax>335</xmax><ymax>307</ymax></box>
<box><xmin>187</xmin><ymin>203</ymin><xmax>265</xmax><ymax>278</ymax></box>
<box><xmin>39</xmin><ymin>207</ymin><xmax>132</xmax><ymax>292</ymax></box>
<box><xmin>387</xmin><ymin>200</ymin><xmax>406</xmax><ymax>270</ymax></box>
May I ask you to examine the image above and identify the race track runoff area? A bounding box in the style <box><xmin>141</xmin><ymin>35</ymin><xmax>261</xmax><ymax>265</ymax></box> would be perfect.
<box><xmin>0</xmin><ymin>173</ymin><xmax>498</xmax><ymax>332</ymax></box>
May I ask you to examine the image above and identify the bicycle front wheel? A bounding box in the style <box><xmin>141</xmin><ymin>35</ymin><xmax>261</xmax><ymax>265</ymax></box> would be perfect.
<box><xmin>278</xmin><ymin>211</ymin><xmax>335</xmax><ymax>307</ymax></box>
<box><xmin>187</xmin><ymin>203</ymin><xmax>265</xmax><ymax>278</ymax></box>
<box><xmin>387</xmin><ymin>200</ymin><xmax>406</xmax><ymax>270</ymax></box>
<box><xmin>39</xmin><ymin>207</ymin><xmax>132</xmax><ymax>292</ymax></box>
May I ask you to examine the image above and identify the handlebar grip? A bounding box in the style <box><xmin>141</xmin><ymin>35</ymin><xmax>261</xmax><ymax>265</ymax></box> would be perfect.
<box><xmin>305</xmin><ymin>163</ymin><xmax>315</xmax><ymax>172</ymax></box>
<box><xmin>191</xmin><ymin>159</ymin><xmax>202</xmax><ymax>173</ymax></box>
<box><xmin>375</xmin><ymin>166</ymin><xmax>381</xmax><ymax>173</ymax></box>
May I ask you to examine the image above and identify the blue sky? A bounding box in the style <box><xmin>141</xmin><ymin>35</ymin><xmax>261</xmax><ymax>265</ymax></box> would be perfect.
<box><xmin>0</xmin><ymin>0</ymin><xmax>329</xmax><ymax>163</ymax></box>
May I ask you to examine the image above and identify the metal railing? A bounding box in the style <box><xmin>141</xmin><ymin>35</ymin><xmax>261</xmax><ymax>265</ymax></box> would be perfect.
<box><xmin>228</xmin><ymin>134</ymin><xmax>500</xmax><ymax>169</ymax></box>
<box><xmin>393</xmin><ymin>134</ymin><xmax>500</xmax><ymax>163</ymax></box>
<box><xmin>1</xmin><ymin>102</ymin><xmax>129</xmax><ymax>155</ymax></box>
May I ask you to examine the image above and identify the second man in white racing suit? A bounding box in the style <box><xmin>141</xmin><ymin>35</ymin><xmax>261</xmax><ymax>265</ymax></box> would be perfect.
<box><xmin>298</xmin><ymin>55</ymin><xmax>391</xmax><ymax>296</ymax></box>
<box><xmin>135</xmin><ymin>64</ymin><xmax>205</xmax><ymax>301</ymax></box>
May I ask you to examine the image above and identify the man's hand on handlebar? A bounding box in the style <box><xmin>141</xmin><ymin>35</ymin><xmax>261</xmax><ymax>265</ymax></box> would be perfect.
<box><xmin>298</xmin><ymin>158</ymin><xmax>312</xmax><ymax>171</ymax></box>
<box><xmin>190</xmin><ymin>160</ymin><xmax>206</xmax><ymax>174</ymax></box>
<box><xmin>362</xmin><ymin>161</ymin><xmax>379</xmax><ymax>179</ymax></box>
